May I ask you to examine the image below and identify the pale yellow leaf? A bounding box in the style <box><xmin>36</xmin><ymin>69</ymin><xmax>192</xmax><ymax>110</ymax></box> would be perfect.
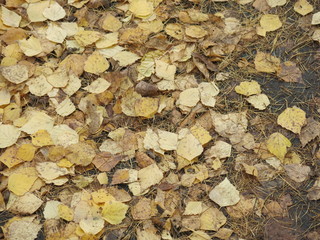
<box><xmin>16</xmin><ymin>144</ymin><xmax>36</xmax><ymax>162</ymax></box>
<box><xmin>19</xmin><ymin>36</ymin><xmax>42</xmax><ymax>57</ymax></box>
<box><xmin>31</xmin><ymin>129</ymin><xmax>54</xmax><ymax>147</ymax></box>
<box><xmin>27</xmin><ymin>75</ymin><xmax>53</xmax><ymax>96</ymax></box>
<box><xmin>177</xmin><ymin>88</ymin><xmax>200</xmax><ymax>108</ymax></box>
<box><xmin>277</xmin><ymin>107</ymin><xmax>306</xmax><ymax>134</ymax></box>
<box><xmin>43</xmin><ymin>200</ymin><xmax>60</xmax><ymax>219</ymax></box>
<box><xmin>20</xmin><ymin>111</ymin><xmax>54</xmax><ymax>134</ymax></box>
<box><xmin>7</xmin><ymin>192</ymin><xmax>43</xmax><ymax>215</ymax></box>
<box><xmin>190</xmin><ymin>124</ymin><xmax>212</xmax><ymax>145</ymax></box>
<box><xmin>209</xmin><ymin>178</ymin><xmax>240</xmax><ymax>207</ymax></box>
<box><xmin>165</xmin><ymin>23</ymin><xmax>184</xmax><ymax>40</ymax></box>
<box><xmin>79</xmin><ymin>217</ymin><xmax>105</xmax><ymax>235</ymax></box>
<box><xmin>49</xmin><ymin>124</ymin><xmax>79</xmax><ymax>146</ymax></box>
<box><xmin>129</xmin><ymin>0</ymin><xmax>154</xmax><ymax>18</ymax></box>
<box><xmin>183</xmin><ymin>201</ymin><xmax>204</xmax><ymax>215</ymax></box>
<box><xmin>46</xmin><ymin>23</ymin><xmax>67</xmax><ymax>43</ymax></box>
<box><xmin>1</xmin><ymin>64</ymin><xmax>29</xmax><ymax>84</ymax></box>
<box><xmin>42</xmin><ymin>1</ymin><xmax>66</xmax><ymax>21</ymax></box>
<box><xmin>113</xmin><ymin>51</ymin><xmax>140</xmax><ymax>67</ymax></box>
<box><xmin>138</xmin><ymin>163</ymin><xmax>163</xmax><ymax>193</ymax></box>
<box><xmin>294</xmin><ymin>0</ymin><xmax>314</xmax><ymax>16</ymax></box>
<box><xmin>246</xmin><ymin>93</ymin><xmax>270</xmax><ymax>110</ymax></box>
<box><xmin>83</xmin><ymin>78</ymin><xmax>111</xmax><ymax>93</ymax></box>
<box><xmin>312</xmin><ymin>12</ymin><xmax>320</xmax><ymax>25</ymax></box>
<box><xmin>177</xmin><ymin>133</ymin><xmax>203</xmax><ymax>160</ymax></box>
<box><xmin>74</xmin><ymin>30</ymin><xmax>101</xmax><ymax>46</ymax></box>
<box><xmin>1</xmin><ymin>6</ymin><xmax>21</xmax><ymax>27</ymax></box>
<box><xmin>95</xmin><ymin>32</ymin><xmax>118</xmax><ymax>49</ymax></box>
<box><xmin>7</xmin><ymin>167</ymin><xmax>38</xmax><ymax>196</ymax></box>
<box><xmin>198</xmin><ymin>82</ymin><xmax>219</xmax><ymax>107</ymax></box>
<box><xmin>101</xmin><ymin>14</ymin><xmax>122</xmax><ymax>32</ymax></box>
<box><xmin>0</xmin><ymin>124</ymin><xmax>20</xmax><ymax>148</ymax></box>
<box><xmin>158</xmin><ymin>129</ymin><xmax>178</xmax><ymax>151</ymax></box>
<box><xmin>260</xmin><ymin>14</ymin><xmax>282</xmax><ymax>32</ymax></box>
<box><xmin>200</xmin><ymin>207</ymin><xmax>226</xmax><ymax>231</ymax></box>
<box><xmin>235</xmin><ymin>80</ymin><xmax>261</xmax><ymax>96</ymax></box>
<box><xmin>47</xmin><ymin>70</ymin><xmax>69</xmax><ymax>87</ymax></box>
<box><xmin>185</xmin><ymin>25</ymin><xmax>208</xmax><ymax>38</ymax></box>
<box><xmin>27</xmin><ymin>1</ymin><xmax>50</xmax><ymax>22</ymax></box>
<box><xmin>55</xmin><ymin>97</ymin><xmax>76</xmax><ymax>117</ymax></box>
<box><xmin>266</xmin><ymin>0</ymin><xmax>286</xmax><ymax>7</ymax></box>
<box><xmin>155</xmin><ymin>60</ymin><xmax>176</xmax><ymax>81</ymax></box>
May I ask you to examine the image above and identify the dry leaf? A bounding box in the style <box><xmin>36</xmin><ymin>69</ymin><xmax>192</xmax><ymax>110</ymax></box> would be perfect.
<box><xmin>198</xmin><ymin>82</ymin><xmax>219</xmax><ymax>107</ymax></box>
<box><xmin>307</xmin><ymin>178</ymin><xmax>320</xmax><ymax>200</ymax></box>
<box><xmin>254</xmin><ymin>51</ymin><xmax>280</xmax><ymax>73</ymax></box>
<box><xmin>0</xmin><ymin>124</ymin><xmax>20</xmax><ymax>148</ymax></box>
<box><xmin>300</xmin><ymin>118</ymin><xmax>320</xmax><ymax>147</ymax></box>
<box><xmin>158</xmin><ymin>130</ymin><xmax>178</xmax><ymax>151</ymax></box>
<box><xmin>246</xmin><ymin>94</ymin><xmax>270</xmax><ymax>110</ymax></box>
<box><xmin>135</xmin><ymin>97</ymin><xmax>159</xmax><ymax>118</ymax></box>
<box><xmin>7</xmin><ymin>193</ymin><xmax>43</xmax><ymax>215</ymax></box>
<box><xmin>4</xmin><ymin>217</ymin><xmax>42</xmax><ymax>240</ymax></box>
<box><xmin>266</xmin><ymin>132</ymin><xmax>291</xmax><ymax>160</ymax></box>
<box><xmin>102</xmin><ymin>200</ymin><xmax>129</xmax><ymax>224</ymax></box>
<box><xmin>185</xmin><ymin>25</ymin><xmax>208</xmax><ymax>38</ymax></box>
<box><xmin>266</xmin><ymin>0</ymin><xmax>286</xmax><ymax>7</ymax></box>
<box><xmin>84</xmin><ymin>52</ymin><xmax>109</xmax><ymax>74</ymax></box>
<box><xmin>58</xmin><ymin>204</ymin><xmax>74</xmax><ymax>221</ymax></box>
<box><xmin>177</xmin><ymin>132</ymin><xmax>203</xmax><ymax>161</ymax></box>
<box><xmin>74</xmin><ymin>30</ymin><xmax>101</xmax><ymax>46</ymax></box>
<box><xmin>27</xmin><ymin>75</ymin><xmax>53</xmax><ymax>96</ymax></box>
<box><xmin>277</xmin><ymin>61</ymin><xmax>303</xmax><ymax>83</ymax></box>
<box><xmin>79</xmin><ymin>216</ymin><xmax>105</xmax><ymax>235</ymax></box>
<box><xmin>294</xmin><ymin>0</ymin><xmax>313</xmax><ymax>16</ymax></box>
<box><xmin>1</xmin><ymin>64</ymin><xmax>29</xmax><ymax>84</ymax></box>
<box><xmin>235</xmin><ymin>80</ymin><xmax>261</xmax><ymax>96</ymax></box>
<box><xmin>138</xmin><ymin>163</ymin><xmax>163</xmax><ymax>193</ymax></box>
<box><xmin>1</xmin><ymin>6</ymin><xmax>21</xmax><ymax>27</ymax></box>
<box><xmin>49</xmin><ymin>124</ymin><xmax>79</xmax><ymax>146</ymax></box>
<box><xmin>129</xmin><ymin>0</ymin><xmax>154</xmax><ymax>18</ymax></box>
<box><xmin>19</xmin><ymin>36</ymin><xmax>42</xmax><ymax>57</ymax></box>
<box><xmin>284</xmin><ymin>164</ymin><xmax>310</xmax><ymax>183</ymax></box>
<box><xmin>200</xmin><ymin>207</ymin><xmax>226</xmax><ymax>231</ymax></box>
<box><xmin>277</xmin><ymin>107</ymin><xmax>306</xmax><ymax>134</ymax></box>
<box><xmin>113</xmin><ymin>51</ymin><xmax>140</xmax><ymax>67</ymax></box>
<box><xmin>27</xmin><ymin>1</ymin><xmax>50</xmax><ymax>22</ymax></box>
<box><xmin>177</xmin><ymin>88</ymin><xmax>200</xmax><ymax>108</ymax></box>
<box><xmin>260</xmin><ymin>14</ymin><xmax>282</xmax><ymax>32</ymax></box>
<box><xmin>8</xmin><ymin>167</ymin><xmax>38</xmax><ymax>196</ymax></box>
<box><xmin>46</xmin><ymin>23</ymin><xmax>67</xmax><ymax>43</ymax></box>
<box><xmin>209</xmin><ymin>178</ymin><xmax>240</xmax><ymax>207</ymax></box>
<box><xmin>42</xmin><ymin>1</ymin><xmax>66</xmax><ymax>21</ymax></box>
<box><xmin>312</xmin><ymin>12</ymin><xmax>320</xmax><ymax>25</ymax></box>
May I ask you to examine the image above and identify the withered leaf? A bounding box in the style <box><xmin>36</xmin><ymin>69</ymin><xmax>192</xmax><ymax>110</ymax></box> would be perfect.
<box><xmin>92</xmin><ymin>152</ymin><xmax>126</xmax><ymax>172</ymax></box>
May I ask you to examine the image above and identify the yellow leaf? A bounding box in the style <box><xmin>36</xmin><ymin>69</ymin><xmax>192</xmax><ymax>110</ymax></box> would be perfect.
<box><xmin>27</xmin><ymin>1</ymin><xmax>50</xmax><ymax>22</ymax></box>
<box><xmin>17</xmin><ymin>144</ymin><xmax>36</xmax><ymax>162</ymax></box>
<box><xmin>260</xmin><ymin>14</ymin><xmax>282</xmax><ymax>32</ymax></box>
<box><xmin>129</xmin><ymin>0</ymin><xmax>154</xmax><ymax>18</ymax></box>
<box><xmin>177</xmin><ymin>132</ymin><xmax>203</xmax><ymax>161</ymax></box>
<box><xmin>134</xmin><ymin>97</ymin><xmax>159</xmax><ymax>118</ymax></box>
<box><xmin>83</xmin><ymin>78</ymin><xmax>111</xmax><ymax>94</ymax></box>
<box><xmin>74</xmin><ymin>30</ymin><xmax>101</xmax><ymax>47</ymax></box>
<box><xmin>277</xmin><ymin>107</ymin><xmax>306</xmax><ymax>134</ymax></box>
<box><xmin>266</xmin><ymin>132</ymin><xmax>291</xmax><ymax>160</ymax></box>
<box><xmin>165</xmin><ymin>23</ymin><xmax>184</xmax><ymax>40</ymax></box>
<box><xmin>101</xmin><ymin>200</ymin><xmax>129</xmax><ymax>225</ymax></box>
<box><xmin>19</xmin><ymin>36</ymin><xmax>42</xmax><ymax>57</ymax></box>
<box><xmin>0</xmin><ymin>146</ymin><xmax>23</xmax><ymax>168</ymax></box>
<box><xmin>58</xmin><ymin>204</ymin><xmax>74</xmax><ymax>221</ymax></box>
<box><xmin>177</xmin><ymin>88</ymin><xmax>200</xmax><ymax>108</ymax></box>
<box><xmin>84</xmin><ymin>52</ymin><xmax>110</xmax><ymax>74</ymax></box>
<box><xmin>46</xmin><ymin>23</ymin><xmax>67</xmax><ymax>43</ymax></box>
<box><xmin>79</xmin><ymin>217</ymin><xmax>105</xmax><ymax>235</ymax></box>
<box><xmin>266</xmin><ymin>0</ymin><xmax>286</xmax><ymax>7</ymax></box>
<box><xmin>190</xmin><ymin>124</ymin><xmax>212</xmax><ymax>145</ymax></box>
<box><xmin>198</xmin><ymin>82</ymin><xmax>219</xmax><ymax>107</ymax></box>
<box><xmin>113</xmin><ymin>51</ymin><xmax>140</xmax><ymax>67</ymax></box>
<box><xmin>101</xmin><ymin>14</ymin><xmax>122</xmax><ymax>32</ymax></box>
<box><xmin>55</xmin><ymin>97</ymin><xmax>76</xmax><ymax>117</ymax></box>
<box><xmin>185</xmin><ymin>25</ymin><xmax>208</xmax><ymax>38</ymax></box>
<box><xmin>311</xmin><ymin>12</ymin><xmax>320</xmax><ymax>25</ymax></box>
<box><xmin>27</xmin><ymin>75</ymin><xmax>53</xmax><ymax>96</ymax></box>
<box><xmin>254</xmin><ymin>51</ymin><xmax>280</xmax><ymax>73</ymax></box>
<box><xmin>235</xmin><ymin>80</ymin><xmax>261</xmax><ymax>96</ymax></box>
<box><xmin>158</xmin><ymin>130</ymin><xmax>178</xmax><ymax>151</ymax></box>
<box><xmin>91</xmin><ymin>189</ymin><xmax>114</xmax><ymax>204</ymax></box>
<box><xmin>1</xmin><ymin>64</ymin><xmax>29</xmax><ymax>84</ymax></box>
<box><xmin>8</xmin><ymin>167</ymin><xmax>38</xmax><ymax>196</ymax></box>
<box><xmin>294</xmin><ymin>0</ymin><xmax>313</xmax><ymax>16</ymax></box>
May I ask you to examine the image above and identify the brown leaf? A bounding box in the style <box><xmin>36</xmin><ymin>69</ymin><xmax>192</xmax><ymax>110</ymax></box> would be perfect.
<box><xmin>277</xmin><ymin>61</ymin><xmax>303</xmax><ymax>83</ymax></box>
<box><xmin>92</xmin><ymin>152</ymin><xmax>125</xmax><ymax>171</ymax></box>
<box><xmin>300</xmin><ymin>118</ymin><xmax>320</xmax><ymax>147</ymax></box>
<box><xmin>135</xmin><ymin>81</ymin><xmax>158</xmax><ymax>97</ymax></box>
<box><xmin>135</xmin><ymin>152</ymin><xmax>155</xmax><ymax>168</ymax></box>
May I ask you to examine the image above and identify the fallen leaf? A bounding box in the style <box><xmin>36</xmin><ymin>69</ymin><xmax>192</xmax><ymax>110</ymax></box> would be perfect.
<box><xmin>16</xmin><ymin>144</ymin><xmax>36</xmax><ymax>162</ymax></box>
<box><xmin>1</xmin><ymin>64</ymin><xmax>29</xmax><ymax>84</ymax></box>
<box><xmin>284</xmin><ymin>164</ymin><xmax>310</xmax><ymax>183</ymax></box>
<box><xmin>300</xmin><ymin>118</ymin><xmax>320</xmax><ymax>147</ymax></box>
<box><xmin>177</xmin><ymin>88</ymin><xmax>200</xmax><ymax>108</ymax></box>
<box><xmin>138</xmin><ymin>163</ymin><xmax>163</xmax><ymax>193</ymax></box>
<box><xmin>42</xmin><ymin>1</ymin><xmax>66</xmax><ymax>21</ymax></box>
<box><xmin>311</xmin><ymin>12</ymin><xmax>320</xmax><ymax>25</ymax></box>
<box><xmin>246</xmin><ymin>93</ymin><xmax>270</xmax><ymax>110</ymax></box>
<box><xmin>27</xmin><ymin>1</ymin><xmax>50</xmax><ymax>22</ymax></box>
<box><xmin>84</xmin><ymin>52</ymin><xmax>110</xmax><ymax>74</ymax></box>
<box><xmin>58</xmin><ymin>204</ymin><xmax>74</xmax><ymax>221</ymax></box>
<box><xmin>198</xmin><ymin>82</ymin><xmax>219</xmax><ymax>107</ymax></box>
<box><xmin>7</xmin><ymin>192</ymin><xmax>43</xmax><ymax>215</ymax></box>
<box><xmin>277</xmin><ymin>107</ymin><xmax>306</xmax><ymax>134</ymax></box>
<box><xmin>102</xmin><ymin>200</ymin><xmax>129</xmax><ymax>225</ymax></box>
<box><xmin>158</xmin><ymin>130</ymin><xmax>178</xmax><ymax>151</ymax></box>
<box><xmin>185</xmin><ymin>25</ymin><xmax>208</xmax><ymax>38</ymax></box>
<box><xmin>113</xmin><ymin>51</ymin><xmax>140</xmax><ymax>67</ymax></box>
<box><xmin>277</xmin><ymin>61</ymin><xmax>303</xmax><ymax>83</ymax></box>
<box><xmin>200</xmin><ymin>207</ymin><xmax>226</xmax><ymax>231</ymax></box>
<box><xmin>260</xmin><ymin>14</ymin><xmax>282</xmax><ymax>32</ymax></box>
<box><xmin>0</xmin><ymin>124</ymin><xmax>20</xmax><ymax>148</ymax></box>
<box><xmin>294</xmin><ymin>0</ymin><xmax>314</xmax><ymax>16</ymax></box>
<box><xmin>134</xmin><ymin>97</ymin><xmax>159</xmax><ymax>118</ymax></box>
<box><xmin>8</xmin><ymin>167</ymin><xmax>38</xmax><ymax>196</ymax></box>
<box><xmin>79</xmin><ymin>216</ymin><xmax>105</xmax><ymax>235</ymax></box>
<box><xmin>4</xmin><ymin>217</ymin><xmax>42</xmax><ymax>240</ymax></box>
<box><xmin>129</xmin><ymin>0</ymin><xmax>154</xmax><ymax>18</ymax></box>
<box><xmin>307</xmin><ymin>178</ymin><xmax>320</xmax><ymax>200</ymax></box>
<box><xmin>74</xmin><ymin>30</ymin><xmax>101</xmax><ymax>46</ymax></box>
<box><xmin>266</xmin><ymin>0</ymin><xmax>286</xmax><ymax>7</ymax></box>
<box><xmin>177</xmin><ymin>132</ymin><xmax>203</xmax><ymax>160</ymax></box>
<box><xmin>209</xmin><ymin>178</ymin><xmax>240</xmax><ymax>207</ymax></box>
<box><xmin>235</xmin><ymin>80</ymin><xmax>261</xmax><ymax>96</ymax></box>
<box><xmin>254</xmin><ymin>51</ymin><xmax>280</xmax><ymax>73</ymax></box>
<box><xmin>1</xmin><ymin>6</ymin><xmax>21</xmax><ymax>27</ymax></box>
<box><xmin>19</xmin><ymin>36</ymin><xmax>42</xmax><ymax>57</ymax></box>
<box><xmin>131</xmin><ymin>197</ymin><xmax>152</xmax><ymax>220</ymax></box>
<box><xmin>266</xmin><ymin>132</ymin><xmax>291</xmax><ymax>160</ymax></box>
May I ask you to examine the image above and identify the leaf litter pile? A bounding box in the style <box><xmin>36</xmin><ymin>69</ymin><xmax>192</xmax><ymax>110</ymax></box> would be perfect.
<box><xmin>0</xmin><ymin>0</ymin><xmax>320</xmax><ymax>239</ymax></box>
